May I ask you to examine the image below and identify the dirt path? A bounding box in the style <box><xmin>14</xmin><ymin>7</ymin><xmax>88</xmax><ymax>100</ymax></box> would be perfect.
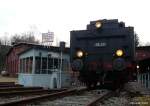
<box><xmin>0</xmin><ymin>75</ymin><xmax>18</xmax><ymax>83</ymax></box>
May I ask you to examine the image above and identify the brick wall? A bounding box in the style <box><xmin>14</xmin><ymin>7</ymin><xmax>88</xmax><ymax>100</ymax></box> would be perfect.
<box><xmin>6</xmin><ymin>45</ymin><xmax>31</xmax><ymax>77</ymax></box>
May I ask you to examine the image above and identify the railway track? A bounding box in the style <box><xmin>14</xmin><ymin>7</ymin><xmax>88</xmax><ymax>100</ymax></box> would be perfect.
<box><xmin>0</xmin><ymin>82</ymin><xmax>23</xmax><ymax>87</ymax></box>
<box><xmin>95</xmin><ymin>82</ymin><xmax>149</xmax><ymax>106</ymax></box>
<box><xmin>0</xmin><ymin>86</ymin><xmax>43</xmax><ymax>92</ymax></box>
<box><xmin>0</xmin><ymin>87</ymin><xmax>86</xmax><ymax>106</ymax></box>
<box><xmin>0</xmin><ymin>84</ymin><xmax>23</xmax><ymax>88</ymax></box>
<box><xmin>0</xmin><ymin>84</ymin><xmax>140</xmax><ymax>106</ymax></box>
<box><xmin>0</xmin><ymin>84</ymin><xmax>67</xmax><ymax>105</ymax></box>
<box><xmin>0</xmin><ymin>87</ymin><xmax>117</xmax><ymax>106</ymax></box>
<box><xmin>0</xmin><ymin>82</ymin><xmax>15</xmax><ymax>85</ymax></box>
<box><xmin>87</xmin><ymin>90</ymin><xmax>115</xmax><ymax>106</ymax></box>
<box><xmin>0</xmin><ymin>89</ymin><xmax>83</xmax><ymax>106</ymax></box>
<box><xmin>34</xmin><ymin>89</ymin><xmax>114</xmax><ymax>106</ymax></box>
<box><xmin>0</xmin><ymin>89</ymin><xmax>67</xmax><ymax>105</ymax></box>
<box><xmin>0</xmin><ymin>89</ymin><xmax>63</xmax><ymax>96</ymax></box>
<box><xmin>0</xmin><ymin>86</ymin><xmax>46</xmax><ymax>96</ymax></box>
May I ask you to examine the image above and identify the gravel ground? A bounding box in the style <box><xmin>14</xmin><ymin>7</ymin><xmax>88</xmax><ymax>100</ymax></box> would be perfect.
<box><xmin>125</xmin><ymin>81</ymin><xmax>150</xmax><ymax>105</ymax></box>
<box><xmin>97</xmin><ymin>81</ymin><xmax>150</xmax><ymax>106</ymax></box>
<box><xmin>30</xmin><ymin>89</ymin><xmax>110</xmax><ymax>106</ymax></box>
<box><xmin>129</xmin><ymin>96</ymin><xmax>150</xmax><ymax>105</ymax></box>
<box><xmin>97</xmin><ymin>96</ymin><xmax>129</xmax><ymax>106</ymax></box>
<box><xmin>124</xmin><ymin>81</ymin><xmax>150</xmax><ymax>95</ymax></box>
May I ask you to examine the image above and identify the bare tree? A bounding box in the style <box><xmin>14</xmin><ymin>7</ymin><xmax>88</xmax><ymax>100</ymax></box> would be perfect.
<box><xmin>135</xmin><ymin>33</ymin><xmax>140</xmax><ymax>47</ymax></box>
<box><xmin>145</xmin><ymin>42</ymin><xmax>150</xmax><ymax>46</ymax></box>
<box><xmin>0</xmin><ymin>35</ymin><xmax>11</xmax><ymax>46</ymax></box>
<box><xmin>11</xmin><ymin>32</ymin><xmax>39</xmax><ymax>45</ymax></box>
<box><xmin>0</xmin><ymin>39</ymin><xmax>2</xmax><ymax>45</ymax></box>
<box><xmin>0</xmin><ymin>41</ymin><xmax>11</xmax><ymax>71</ymax></box>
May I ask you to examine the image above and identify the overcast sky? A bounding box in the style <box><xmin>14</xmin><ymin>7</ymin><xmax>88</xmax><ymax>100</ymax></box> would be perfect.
<box><xmin>0</xmin><ymin>0</ymin><xmax>150</xmax><ymax>45</ymax></box>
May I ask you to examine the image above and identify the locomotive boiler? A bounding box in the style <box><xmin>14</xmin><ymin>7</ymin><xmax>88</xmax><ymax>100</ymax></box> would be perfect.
<box><xmin>70</xmin><ymin>19</ymin><xmax>136</xmax><ymax>89</ymax></box>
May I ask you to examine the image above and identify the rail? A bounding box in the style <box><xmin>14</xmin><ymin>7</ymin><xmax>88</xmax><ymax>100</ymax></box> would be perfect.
<box><xmin>0</xmin><ymin>88</ymin><xmax>86</xmax><ymax>106</ymax></box>
<box><xmin>86</xmin><ymin>91</ymin><xmax>114</xmax><ymax>106</ymax></box>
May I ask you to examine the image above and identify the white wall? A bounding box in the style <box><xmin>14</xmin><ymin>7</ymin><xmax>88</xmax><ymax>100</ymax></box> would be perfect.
<box><xmin>18</xmin><ymin>72</ymin><xmax>71</xmax><ymax>88</ymax></box>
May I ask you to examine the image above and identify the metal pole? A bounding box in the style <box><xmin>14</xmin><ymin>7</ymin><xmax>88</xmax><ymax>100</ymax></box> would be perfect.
<box><xmin>60</xmin><ymin>51</ymin><xmax>62</xmax><ymax>88</ymax></box>
<box><xmin>59</xmin><ymin>41</ymin><xmax>65</xmax><ymax>88</ymax></box>
<box><xmin>141</xmin><ymin>74</ymin><xmax>143</xmax><ymax>85</ymax></box>
<box><xmin>25</xmin><ymin>58</ymin><xmax>26</xmax><ymax>73</ymax></box>
<box><xmin>47</xmin><ymin>55</ymin><xmax>49</xmax><ymax>74</ymax></box>
<box><xmin>40</xmin><ymin>54</ymin><xmax>42</xmax><ymax>74</ymax></box>
<box><xmin>32</xmin><ymin>56</ymin><xmax>35</xmax><ymax>74</ymax></box>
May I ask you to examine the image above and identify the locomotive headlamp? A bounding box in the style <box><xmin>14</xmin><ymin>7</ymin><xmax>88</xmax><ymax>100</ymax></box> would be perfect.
<box><xmin>76</xmin><ymin>50</ymin><xmax>83</xmax><ymax>58</ymax></box>
<box><xmin>95</xmin><ymin>21</ymin><xmax>102</xmax><ymax>28</ymax></box>
<box><xmin>137</xmin><ymin>65</ymin><xmax>139</xmax><ymax>69</ymax></box>
<box><xmin>116</xmin><ymin>49</ymin><xmax>123</xmax><ymax>57</ymax></box>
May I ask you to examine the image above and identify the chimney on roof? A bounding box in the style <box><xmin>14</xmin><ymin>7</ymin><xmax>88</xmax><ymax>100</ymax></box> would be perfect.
<box><xmin>59</xmin><ymin>41</ymin><xmax>66</xmax><ymax>52</ymax></box>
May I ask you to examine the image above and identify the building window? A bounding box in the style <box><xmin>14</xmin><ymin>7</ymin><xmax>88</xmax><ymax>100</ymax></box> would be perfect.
<box><xmin>25</xmin><ymin>57</ymin><xmax>33</xmax><ymax>74</ymax></box>
<box><xmin>19</xmin><ymin>57</ymin><xmax>33</xmax><ymax>74</ymax></box>
<box><xmin>48</xmin><ymin>58</ymin><xmax>53</xmax><ymax>69</ymax></box>
<box><xmin>54</xmin><ymin>58</ymin><xmax>60</xmax><ymax>69</ymax></box>
<box><xmin>26</xmin><ymin>58</ymin><xmax>29</xmax><ymax>73</ymax></box>
<box><xmin>35</xmin><ymin>56</ymin><xmax>41</xmax><ymax>74</ymax></box>
<box><xmin>62</xmin><ymin>59</ymin><xmax>69</xmax><ymax>71</ymax></box>
<box><xmin>22</xmin><ymin>58</ymin><xmax>25</xmax><ymax>73</ymax></box>
<box><xmin>20</xmin><ymin>59</ymin><xmax>23</xmax><ymax>73</ymax></box>
<box><xmin>41</xmin><ymin>57</ymin><xmax>47</xmax><ymax>74</ymax></box>
<box><xmin>29</xmin><ymin>57</ymin><xmax>33</xmax><ymax>73</ymax></box>
<box><xmin>48</xmin><ymin>58</ymin><xmax>53</xmax><ymax>74</ymax></box>
<box><xmin>34</xmin><ymin>55</ymin><xmax>69</xmax><ymax>74</ymax></box>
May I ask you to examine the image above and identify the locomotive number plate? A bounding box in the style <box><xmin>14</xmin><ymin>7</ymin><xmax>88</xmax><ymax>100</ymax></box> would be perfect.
<box><xmin>94</xmin><ymin>42</ymin><xmax>107</xmax><ymax>47</ymax></box>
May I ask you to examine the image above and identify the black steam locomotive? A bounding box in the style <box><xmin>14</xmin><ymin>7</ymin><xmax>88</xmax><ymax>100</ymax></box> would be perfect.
<box><xmin>70</xmin><ymin>19</ymin><xmax>136</xmax><ymax>89</ymax></box>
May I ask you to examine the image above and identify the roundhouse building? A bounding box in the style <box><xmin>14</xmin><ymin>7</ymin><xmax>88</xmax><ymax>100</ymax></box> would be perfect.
<box><xmin>6</xmin><ymin>43</ymin><xmax>36</xmax><ymax>77</ymax></box>
<box><xmin>6</xmin><ymin>43</ymin><xmax>70</xmax><ymax>77</ymax></box>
